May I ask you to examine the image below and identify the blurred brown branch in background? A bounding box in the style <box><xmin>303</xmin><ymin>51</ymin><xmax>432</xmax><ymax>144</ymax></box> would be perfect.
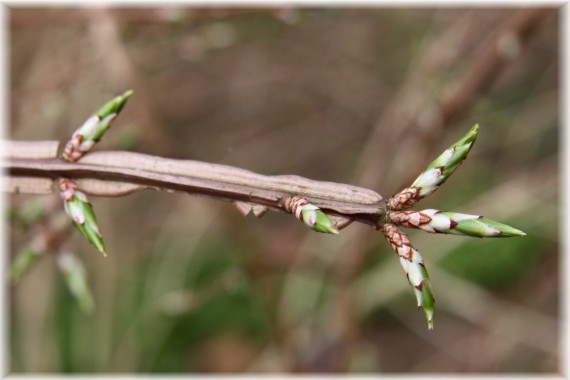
<box><xmin>10</xmin><ymin>8</ymin><xmax>282</xmax><ymax>29</ymax></box>
<box><xmin>356</xmin><ymin>7</ymin><xmax>553</xmax><ymax>189</ymax></box>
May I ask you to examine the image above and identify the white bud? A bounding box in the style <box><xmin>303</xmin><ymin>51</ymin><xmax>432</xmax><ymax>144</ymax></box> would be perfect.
<box><xmin>77</xmin><ymin>115</ymin><xmax>100</xmax><ymax>137</ymax></box>
<box><xmin>413</xmin><ymin>168</ymin><xmax>443</xmax><ymax>196</ymax></box>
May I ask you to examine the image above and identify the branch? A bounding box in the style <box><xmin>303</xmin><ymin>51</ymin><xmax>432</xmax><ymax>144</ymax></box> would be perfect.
<box><xmin>3</xmin><ymin>140</ymin><xmax>386</xmax><ymax>229</ymax></box>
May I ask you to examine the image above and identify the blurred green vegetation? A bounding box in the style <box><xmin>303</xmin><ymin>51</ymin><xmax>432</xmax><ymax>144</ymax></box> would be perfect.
<box><xmin>439</xmin><ymin>232</ymin><xmax>544</xmax><ymax>290</ymax></box>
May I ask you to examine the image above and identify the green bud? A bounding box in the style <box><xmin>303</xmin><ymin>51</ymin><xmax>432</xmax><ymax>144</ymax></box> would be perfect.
<box><xmin>450</xmin><ymin>215</ymin><xmax>526</xmax><ymax>238</ymax></box>
<box><xmin>384</xmin><ymin>223</ymin><xmax>435</xmax><ymax>329</ymax></box>
<box><xmin>388</xmin><ymin>209</ymin><xmax>525</xmax><ymax>238</ymax></box>
<box><xmin>408</xmin><ymin>251</ymin><xmax>435</xmax><ymax>330</ymax></box>
<box><xmin>94</xmin><ymin>89</ymin><xmax>133</xmax><ymax>118</ymax></box>
<box><xmin>414</xmin><ymin>280</ymin><xmax>435</xmax><ymax>330</ymax></box>
<box><xmin>310</xmin><ymin>209</ymin><xmax>340</xmax><ymax>235</ymax></box>
<box><xmin>62</xmin><ymin>90</ymin><xmax>133</xmax><ymax>162</ymax></box>
<box><xmin>410</xmin><ymin>124</ymin><xmax>479</xmax><ymax>198</ymax></box>
<box><xmin>290</xmin><ymin>197</ymin><xmax>339</xmax><ymax>235</ymax></box>
<box><xmin>60</xmin><ymin>179</ymin><xmax>107</xmax><ymax>256</ymax></box>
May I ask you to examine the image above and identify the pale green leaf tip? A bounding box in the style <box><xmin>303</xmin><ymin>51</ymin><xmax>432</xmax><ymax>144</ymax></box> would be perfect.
<box><xmin>452</xmin><ymin>123</ymin><xmax>479</xmax><ymax>148</ymax></box>
<box><xmin>500</xmin><ymin>227</ymin><xmax>526</xmax><ymax>237</ymax></box>
<box><xmin>420</xmin><ymin>284</ymin><xmax>435</xmax><ymax>329</ymax></box>
<box><xmin>112</xmin><ymin>89</ymin><xmax>133</xmax><ymax>113</ymax></box>
<box><xmin>74</xmin><ymin>222</ymin><xmax>107</xmax><ymax>256</ymax></box>
<box><xmin>326</xmin><ymin>226</ymin><xmax>340</xmax><ymax>235</ymax></box>
<box><xmin>313</xmin><ymin>210</ymin><xmax>340</xmax><ymax>235</ymax></box>
<box><xmin>95</xmin><ymin>89</ymin><xmax>134</xmax><ymax>117</ymax></box>
<box><xmin>94</xmin><ymin>239</ymin><xmax>107</xmax><ymax>257</ymax></box>
<box><xmin>467</xmin><ymin>123</ymin><xmax>479</xmax><ymax>139</ymax></box>
<box><xmin>313</xmin><ymin>224</ymin><xmax>339</xmax><ymax>235</ymax></box>
<box><xmin>423</xmin><ymin>303</ymin><xmax>434</xmax><ymax>329</ymax></box>
<box><xmin>495</xmin><ymin>221</ymin><xmax>526</xmax><ymax>237</ymax></box>
<box><xmin>420</xmin><ymin>303</ymin><xmax>434</xmax><ymax>330</ymax></box>
<box><xmin>479</xmin><ymin>218</ymin><xmax>527</xmax><ymax>237</ymax></box>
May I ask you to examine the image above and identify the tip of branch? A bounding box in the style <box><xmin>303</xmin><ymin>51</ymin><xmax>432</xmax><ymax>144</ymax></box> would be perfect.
<box><xmin>94</xmin><ymin>90</ymin><xmax>134</xmax><ymax>118</ymax></box>
<box><xmin>499</xmin><ymin>227</ymin><xmax>527</xmax><ymax>237</ymax></box>
<box><xmin>452</xmin><ymin>123</ymin><xmax>479</xmax><ymax>149</ymax></box>
<box><xmin>474</xmin><ymin>217</ymin><xmax>527</xmax><ymax>238</ymax></box>
<box><xmin>313</xmin><ymin>223</ymin><xmax>340</xmax><ymax>235</ymax></box>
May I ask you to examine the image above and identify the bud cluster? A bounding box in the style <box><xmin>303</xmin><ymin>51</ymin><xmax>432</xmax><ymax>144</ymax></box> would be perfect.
<box><xmin>380</xmin><ymin>125</ymin><xmax>526</xmax><ymax>329</ymax></box>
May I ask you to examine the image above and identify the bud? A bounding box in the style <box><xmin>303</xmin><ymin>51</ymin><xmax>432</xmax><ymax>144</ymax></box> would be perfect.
<box><xmin>383</xmin><ymin>223</ymin><xmax>435</xmax><ymax>329</ymax></box>
<box><xmin>286</xmin><ymin>196</ymin><xmax>339</xmax><ymax>235</ymax></box>
<box><xmin>388</xmin><ymin>209</ymin><xmax>526</xmax><ymax>238</ymax></box>
<box><xmin>59</xmin><ymin>178</ymin><xmax>106</xmax><ymax>256</ymax></box>
<box><xmin>412</xmin><ymin>124</ymin><xmax>479</xmax><ymax>194</ymax></box>
<box><xmin>62</xmin><ymin>90</ymin><xmax>133</xmax><ymax>162</ymax></box>
<box><xmin>388</xmin><ymin>125</ymin><xmax>479</xmax><ymax>210</ymax></box>
<box><xmin>387</xmin><ymin>186</ymin><xmax>421</xmax><ymax>211</ymax></box>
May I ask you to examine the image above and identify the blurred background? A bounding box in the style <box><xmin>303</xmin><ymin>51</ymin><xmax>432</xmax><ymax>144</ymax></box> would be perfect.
<box><xmin>8</xmin><ymin>7</ymin><xmax>559</xmax><ymax>373</ymax></box>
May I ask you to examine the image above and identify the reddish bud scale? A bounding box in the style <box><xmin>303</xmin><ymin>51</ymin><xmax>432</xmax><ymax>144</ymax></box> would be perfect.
<box><xmin>62</xmin><ymin>135</ymin><xmax>84</xmax><ymax>162</ymax></box>
<box><xmin>287</xmin><ymin>196</ymin><xmax>309</xmax><ymax>222</ymax></box>
<box><xmin>59</xmin><ymin>178</ymin><xmax>78</xmax><ymax>201</ymax></box>
<box><xmin>388</xmin><ymin>186</ymin><xmax>421</xmax><ymax>210</ymax></box>
<box><xmin>387</xmin><ymin>210</ymin><xmax>432</xmax><ymax>229</ymax></box>
<box><xmin>383</xmin><ymin>222</ymin><xmax>435</xmax><ymax>330</ymax></box>
<box><xmin>383</xmin><ymin>223</ymin><xmax>414</xmax><ymax>261</ymax></box>
<box><xmin>62</xmin><ymin>113</ymin><xmax>118</xmax><ymax>162</ymax></box>
<box><xmin>383</xmin><ymin>223</ymin><xmax>429</xmax><ymax>291</ymax></box>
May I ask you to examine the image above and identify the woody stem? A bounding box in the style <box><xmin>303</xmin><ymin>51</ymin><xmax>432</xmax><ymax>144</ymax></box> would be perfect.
<box><xmin>4</xmin><ymin>140</ymin><xmax>387</xmax><ymax>229</ymax></box>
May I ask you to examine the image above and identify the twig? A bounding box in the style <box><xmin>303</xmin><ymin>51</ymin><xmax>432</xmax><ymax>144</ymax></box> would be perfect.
<box><xmin>439</xmin><ymin>8</ymin><xmax>553</xmax><ymax>125</ymax></box>
<box><xmin>4</xmin><ymin>140</ymin><xmax>387</xmax><ymax>229</ymax></box>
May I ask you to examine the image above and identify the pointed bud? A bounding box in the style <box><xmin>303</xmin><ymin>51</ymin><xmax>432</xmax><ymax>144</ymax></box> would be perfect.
<box><xmin>287</xmin><ymin>196</ymin><xmax>339</xmax><ymax>235</ymax></box>
<box><xmin>57</xmin><ymin>251</ymin><xmax>95</xmax><ymax>314</ymax></box>
<box><xmin>388</xmin><ymin>125</ymin><xmax>479</xmax><ymax>210</ymax></box>
<box><xmin>383</xmin><ymin>223</ymin><xmax>435</xmax><ymax>329</ymax></box>
<box><xmin>388</xmin><ymin>209</ymin><xmax>526</xmax><ymax>238</ymax></box>
<box><xmin>411</xmin><ymin>124</ymin><xmax>478</xmax><ymax>197</ymax></box>
<box><xmin>94</xmin><ymin>89</ymin><xmax>133</xmax><ymax>118</ymax></box>
<box><xmin>59</xmin><ymin>179</ymin><xmax>107</xmax><ymax>256</ymax></box>
<box><xmin>62</xmin><ymin>90</ymin><xmax>133</xmax><ymax>162</ymax></box>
